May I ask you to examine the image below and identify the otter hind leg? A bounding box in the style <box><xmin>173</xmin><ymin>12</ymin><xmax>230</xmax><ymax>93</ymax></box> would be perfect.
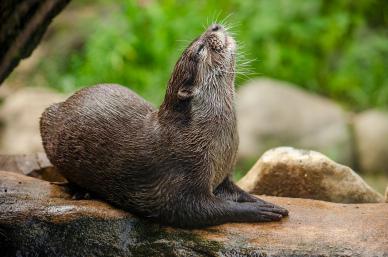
<box><xmin>51</xmin><ymin>181</ymin><xmax>94</xmax><ymax>200</ymax></box>
<box><xmin>213</xmin><ymin>177</ymin><xmax>288</xmax><ymax>216</ymax></box>
<box><xmin>159</xmin><ymin>177</ymin><xmax>288</xmax><ymax>228</ymax></box>
<box><xmin>213</xmin><ymin>176</ymin><xmax>255</xmax><ymax>202</ymax></box>
<box><xmin>40</xmin><ymin>102</ymin><xmax>62</xmax><ymax>159</ymax></box>
<box><xmin>40</xmin><ymin>103</ymin><xmax>61</xmax><ymax>136</ymax></box>
<box><xmin>163</xmin><ymin>193</ymin><xmax>286</xmax><ymax>228</ymax></box>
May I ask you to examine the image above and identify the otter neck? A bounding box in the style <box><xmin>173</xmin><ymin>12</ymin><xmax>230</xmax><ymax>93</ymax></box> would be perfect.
<box><xmin>158</xmin><ymin>74</ymin><xmax>236</xmax><ymax>125</ymax></box>
<box><xmin>193</xmin><ymin>76</ymin><xmax>235</xmax><ymax>120</ymax></box>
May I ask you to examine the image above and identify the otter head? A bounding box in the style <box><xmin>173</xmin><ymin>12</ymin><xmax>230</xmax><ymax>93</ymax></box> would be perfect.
<box><xmin>161</xmin><ymin>24</ymin><xmax>236</xmax><ymax>115</ymax></box>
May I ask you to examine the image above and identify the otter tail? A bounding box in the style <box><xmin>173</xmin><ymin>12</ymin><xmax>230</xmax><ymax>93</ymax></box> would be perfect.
<box><xmin>40</xmin><ymin>102</ymin><xmax>62</xmax><ymax>160</ymax></box>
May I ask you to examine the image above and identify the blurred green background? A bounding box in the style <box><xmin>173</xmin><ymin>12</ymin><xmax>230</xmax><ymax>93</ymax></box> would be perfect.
<box><xmin>27</xmin><ymin>0</ymin><xmax>387</xmax><ymax>110</ymax></box>
<box><xmin>2</xmin><ymin>0</ymin><xmax>388</xmax><ymax>193</ymax></box>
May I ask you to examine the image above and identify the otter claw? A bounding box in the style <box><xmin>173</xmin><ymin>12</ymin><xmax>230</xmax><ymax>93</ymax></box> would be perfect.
<box><xmin>256</xmin><ymin>211</ymin><xmax>283</xmax><ymax>221</ymax></box>
<box><xmin>261</xmin><ymin>203</ymin><xmax>289</xmax><ymax>216</ymax></box>
<box><xmin>253</xmin><ymin>197</ymin><xmax>289</xmax><ymax>217</ymax></box>
<box><xmin>257</xmin><ymin>205</ymin><xmax>289</xmax><ymax>217</ymax></box>
<box><xmin>71</xmin><ymin>191</ymin><xmax>92</xmax><ymax>200</ymax></box>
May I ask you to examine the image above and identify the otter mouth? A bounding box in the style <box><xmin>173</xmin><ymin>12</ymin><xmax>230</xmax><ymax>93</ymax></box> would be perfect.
<box><xmin>224</xmin><ymin>35</ymin><xmax>236</xmax><ymax>52</ymax></box>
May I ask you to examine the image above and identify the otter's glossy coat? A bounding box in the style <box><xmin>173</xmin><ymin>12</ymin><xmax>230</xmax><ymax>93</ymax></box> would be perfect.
<box><xmin>40</xmin><ymin>24</ymin><xmax>288</xmax><ymax>228</ymax></box>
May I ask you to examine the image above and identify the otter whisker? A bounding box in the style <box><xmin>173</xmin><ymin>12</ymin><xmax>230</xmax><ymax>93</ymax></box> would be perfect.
<box><xmin>220</xmin><ymin>13</ymin><xmax>234</xmax><ymax>26</ymax></box>
<box><xmin>220</xmin><ymin>70</ymin><xmax>256</xmax><ymax>76</ymax></box>
<box><xmin>176</xmin><ymin>39</ymin><xmax>191</xmax><ymax>43</ymax></box>
<box><xmin>237</xmin><ymin>60</ymin><xmax>256</xmax><ymax>66</ymax></box>
<box><xmin>222</xmin><ymin>20</ymin><xmax>240</xmax><ymax>36</ymax></box>
<box><xmin>210</xmin><ymin>11</ymin><xmax>223</xmax><ymax>26</ymax></box>
<box><xmin>223</xmin><ymin>22</ymin><xmax>239</xmax><ymax>33</ymax></box>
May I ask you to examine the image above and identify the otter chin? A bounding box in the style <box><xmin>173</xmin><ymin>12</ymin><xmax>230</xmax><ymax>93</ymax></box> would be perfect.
<box><xmin>40</xmin><ymin>24</ymin><xmax>288</xmax><ymax>228</ymax></box>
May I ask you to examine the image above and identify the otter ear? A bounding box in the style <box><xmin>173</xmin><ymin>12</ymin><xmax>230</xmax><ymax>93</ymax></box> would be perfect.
<box><xmin>177</xmin><ymin>87</ymin><xmax>195</xmax><ymax>101</ymax></box>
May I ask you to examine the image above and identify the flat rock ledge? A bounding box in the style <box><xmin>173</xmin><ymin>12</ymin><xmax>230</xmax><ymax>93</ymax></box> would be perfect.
<box><xmin>1</xmin><ymin>171</ymin><xmax>387</xmax><ymax>257</ymax></box>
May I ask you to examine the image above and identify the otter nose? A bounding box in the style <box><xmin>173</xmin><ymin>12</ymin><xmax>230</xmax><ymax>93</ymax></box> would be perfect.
<box><xmin>210</xmin><ymin>24</ymin><xmax>223</xmax><ymax>32</ymax></box>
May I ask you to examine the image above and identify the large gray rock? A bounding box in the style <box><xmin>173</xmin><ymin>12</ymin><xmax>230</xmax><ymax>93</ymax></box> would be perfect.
<box><xmin>1</xmin><ymin>170</ymin><xmax>387</xmax><ymax>257</ymax></box>
<box><xmin>354</xmin><ymin>109</ymin><xmax>388</xmax><ymax>174</ymax></box>
<box><xmin>0</xmin><ymin>153</ymin><xmax>65</xmax><ymax>182</ymax></box>
<box><xmin>238</xmin><ymin>147</ymin><xmax>384</xmax><ymax>203</ymax></box>
<box><xmin>0</xmin><ymin>87</ymin><xmax>65</xmax><ymax>154</ymax></box>
<box><xmin>237</xmin><ymin>78</ymin><xmax>353</xmax><ymax>166</ymax></box>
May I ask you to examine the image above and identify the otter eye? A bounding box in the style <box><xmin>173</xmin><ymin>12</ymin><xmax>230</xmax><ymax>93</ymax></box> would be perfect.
<box><xmin>196</xmin><ymin>44</ymin><xmax>204</xmax><ymax>54</ymax></box>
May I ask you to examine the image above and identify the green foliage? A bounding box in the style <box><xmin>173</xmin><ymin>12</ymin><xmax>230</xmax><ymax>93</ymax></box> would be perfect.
<box><xmin>44</xmin><ymin>0</ymin><xmax>388</xmax><ymax>110</ymax></box>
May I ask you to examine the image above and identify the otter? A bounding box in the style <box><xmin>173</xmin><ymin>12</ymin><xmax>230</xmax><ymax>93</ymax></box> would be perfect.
<box><xmin>40</xmin><ymin>24</ymin><xmax>288</xmax><ymax>228</ymax></box>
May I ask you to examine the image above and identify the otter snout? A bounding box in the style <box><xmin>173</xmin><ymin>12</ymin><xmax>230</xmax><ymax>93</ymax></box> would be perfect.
<box><xmin>209</xmin><ymin>24</ymin><xmax>224</xmax><ymax>33</ymax></box>
<box><xmin>204</xmin><ymin>24</ymin><xmax>235</xmax><ymax>53</ymax></box>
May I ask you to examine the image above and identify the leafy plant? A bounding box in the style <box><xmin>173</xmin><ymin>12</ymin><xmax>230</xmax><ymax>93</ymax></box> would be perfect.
<box><xmin>41</xmin><ymin>0</ymin><xmax>388</xmax><ymax>110</ymax></box>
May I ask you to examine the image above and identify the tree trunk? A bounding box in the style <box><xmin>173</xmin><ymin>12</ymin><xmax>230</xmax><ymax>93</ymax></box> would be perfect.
<box><xmin>0</xmin><ymin>0</ymin><xmax>70</xmax><ymax>84</ymax></box>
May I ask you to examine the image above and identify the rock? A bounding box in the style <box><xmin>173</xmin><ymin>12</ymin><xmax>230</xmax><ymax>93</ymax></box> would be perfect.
<box><xmin>236</xmin><ymin>78</ymin><xmax>353</xmax><ymax>166</ymax></box>
<box><xmin>0</xmin><ymin>153</ymin><xmax>50</xmax><ymax>175</ymax></box>
<box><xmin>0</xmin><ymin>87</ymin><xmax>65</xmax><ymax>154</ymax></box>
<box><xmin>0</xmin><ymin>153</ymin><xmax>65</xmax><ymax>182</ymax></box>
<box><xmin>354</xmin><ymin>109</ymin><xmax>388</xmax><ymax>174</ymax></box>
<box><xmin>386</xmin><ymin>186</ymin><xmax>388</xmax><ymax>203</ymax></box>
<box><xmin>1</xmin><ymin>171</ymin><xmax>387</xmax><ymax>257</ymax></box>
<box><xmin>238</xmin><ymin>147</ymin><xmax>384</xmax><ymax>203</ymax></box>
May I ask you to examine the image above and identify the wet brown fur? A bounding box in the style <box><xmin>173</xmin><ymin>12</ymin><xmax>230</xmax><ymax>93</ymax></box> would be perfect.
<box><xmin>40</xmin><ymin>24</ymin><xmax>288</xmax><ymax>228</ymax></box>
